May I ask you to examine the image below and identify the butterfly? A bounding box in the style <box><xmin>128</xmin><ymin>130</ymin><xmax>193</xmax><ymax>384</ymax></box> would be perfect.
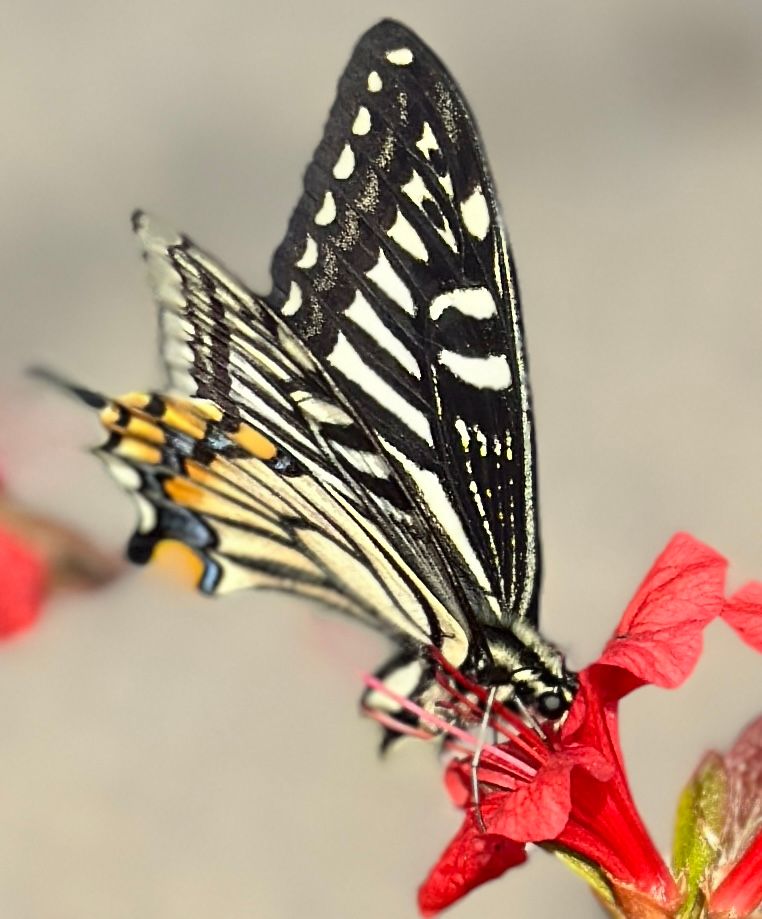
<box><xmin>44</xmin><ymin>19</ymin><xmax>577</xmax><ymax>744</ymax></box>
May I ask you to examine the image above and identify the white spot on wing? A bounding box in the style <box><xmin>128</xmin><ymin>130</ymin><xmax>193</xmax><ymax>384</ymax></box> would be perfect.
<box><xmin>402</xmin><ymin>171</ymin><xmax>428</xmax><ymax>207</ymax></box>
<box><xmin>366</xmin><ymin>659</ymin><xmax>422</xmax><ymax>712</ymax></box>
<box><xmin>314</xmin><ymin>191</ymin><xmax>336</xmax><ymax>225</ymax></box>
<box><xmin>344</xmin><ymin>290</ymin><xmax>420</xmax><ymax>378</ymax></box>
<box><xmin>402</xmin><ymin>171</ymin><xmax>457</xmax><ymax>252</ymax></box>
<box><xmin>454</xmin><ymin>418</ymin><xmax>471</xmax><ymax>450</ymax></box>
<box><xmin>332</xmin><ymin>144</ymin><xmax>355</xmax><ymax>180</ymax></box>
<box><xmin>102</xmin><ymin>454</ymin><xmax>141</xmax><ymax>490</ymax></box>
<box><xmin>438</xmin><ymin>350</ymin><xmax>512</xmax><ymax>390</ymax></box>
<box><xmin>134</xmin><ymin>494</ymin><xmax>158</xmax><ymax>533</ymax></box>
<box><xmin>438</xmin><ymin>173</ymin><xmax>454</xmax><ymax>199</ymax></box>
<box><xmin>366</xmin><ymin>250</ymin><xmax>416</xmax><ymax>316</ymax></box>
<box><xmin>367</xmin><ymin>71</ymin><xmax>382</xmax><ymax>92</ymax></box>
<box><xmin>460</xmin><ymin>186</ymin><xmax>490</xmax><ymax>240</ymax></box>
<box><xmin>328</xmin><ymin>333</ymin><xmax>432</xmax><ymax>444</ymax></box>
<box><xmin>281</xmin><ymin>281</ymin><xmax>303</xmax><ymax>316</ymax></box>
<box><xmin>416</xmin><ymin>122</ymin><xmax>439</xmax><ymax>158</ymax></box>
<box><xmin>386</xmin><ymin>47</ymin><xmax>414</xmax><ymax>65</ymax></box>
<box><xmin>429</xmin><ymin>286</ymin><xmax>496</xmax><ymax>321</ymax></box>
<box><xmin>296</xmin><ymin>235</ymin><xmax>318</xmax><ymax>269</ymax></box>
<box><xmin>352</xmin><ymin>106</ymin><xmax>371</xmax><ymax>135</ymax></box>
<box><xmin>473</xmin><ymin>425</ymin><xmax>489</xmax><ymax>457</ymax></box>
<box><xmin>387</xmin><ymin>209</ymin><xmax>428</xmax><ymax>262</ymax></box>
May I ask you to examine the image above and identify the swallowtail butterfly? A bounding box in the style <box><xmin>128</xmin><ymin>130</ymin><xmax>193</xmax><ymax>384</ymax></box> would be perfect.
<box><xmin>47</xmin><ymin>19</ymin><xmax>577</xmax><ymax>742</ymax></box>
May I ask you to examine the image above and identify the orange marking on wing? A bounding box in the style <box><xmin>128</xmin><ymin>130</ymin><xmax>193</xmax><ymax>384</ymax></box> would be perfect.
<box><xmin>185</xmin><ymin>460</ymin><xmax>238</xmax><ymax>493</ymax></box>
<box><xmin>185</xmin><ymin>459</ymin><xmax>266</xmax><ymax>509</ymax></box>
<box><xmin>114</xmin><ymin>438</ymin><xmax>162</xmax><ymax>466</ymax></box>
<box><xmin>161</xmin><ymin>401</ymin><xmax>207</xmax><ymax>439</ymax></box>
<box><xmin>231</xmin><ymin>424</ymin><xmax>278</xmax><ymax>461</ymax></box>
<box><xmin>126</xmin><ymin>416</ymin><xmax>165</xmax><ymax>445</ymax></box>
<box><xmin>119</xmin><ymin>392</ymin><xmax>152</xmax><ymax>410</ymax></box>
<box><xmin>151</xmin><ymin>539</ymin><xmax>205</xmax><ymax>589</ymax></box>
<box><xmin>185</xmin><ymin>461</ymin><xmax>218</xmax><ymax>489</ymax></box>
<box><xmin>164</xmin><ymin>477</ymin><xmax>205</xmax><ymax>507</ymax></box>
<box><xmin>165</xmin><ymin>472</ymin><xmax>276</xmax><ymax>531</ymax></box>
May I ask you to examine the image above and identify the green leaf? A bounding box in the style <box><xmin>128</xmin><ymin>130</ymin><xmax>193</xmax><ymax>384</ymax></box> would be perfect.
<box><xmin>551</xmin><ymin>846</ymin><xmax>619</xmax><ymax>914</ymax></box>
<box><xmin>672</xmin><ymin>752</ymin><xmax>728</xmax><ymax>918</ymax></box>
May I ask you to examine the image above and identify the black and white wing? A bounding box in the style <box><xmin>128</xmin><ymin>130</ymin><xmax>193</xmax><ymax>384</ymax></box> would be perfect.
<box><xmin>269</xmin><ymin>19</ymin><xmax>541</xmax><ymax>630</ymax></box>
<box><xmin>93</xmin><ymin>212</ymin><xmax>469</xmax><ymax>676</ymax></box>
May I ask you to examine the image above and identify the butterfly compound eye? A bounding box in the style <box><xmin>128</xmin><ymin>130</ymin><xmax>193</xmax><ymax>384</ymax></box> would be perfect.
<box><xmin>536</xmin><ymin>691</ymin><xmax>567</xmax><ymax>720</ymax></box>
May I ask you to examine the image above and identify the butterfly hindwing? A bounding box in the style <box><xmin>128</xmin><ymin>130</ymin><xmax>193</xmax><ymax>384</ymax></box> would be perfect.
<box><xmin>269</xmin><ymin>19</ymin><xmax>541</xmax><ymax>629</ymax></box>
<box><xmin>90</xmin><ymin>384</ymin><xmax>471</xmax><ymax>667</ymax></box>
<box><xmin>89</xmin><ymin>215</ymin><xmax>471</xmax><ymax>669</ymax></box>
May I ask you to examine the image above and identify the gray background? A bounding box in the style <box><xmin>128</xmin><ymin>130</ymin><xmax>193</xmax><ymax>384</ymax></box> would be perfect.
<box><xmin>1</xmin><ymin>2</ymin><xmax>760</xmax><ymax>917</ymax></box>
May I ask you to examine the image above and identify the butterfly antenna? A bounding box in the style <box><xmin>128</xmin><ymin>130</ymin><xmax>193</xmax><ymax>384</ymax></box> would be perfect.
<box><xmin>28</xmin><ymin>366</ymin><xmax>108</xmax><ymax>409</ymax></box>
<box><xmin>471</xmin><ymin>685</ymin><xmax>497</xmax><ymax>833</ymax></box>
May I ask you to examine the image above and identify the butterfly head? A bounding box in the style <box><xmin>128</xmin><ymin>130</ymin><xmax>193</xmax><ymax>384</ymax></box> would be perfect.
<box><xmin>475</xmin><ymin>625</ymin><xmax>578</xmax><ymax>723</ymax></box>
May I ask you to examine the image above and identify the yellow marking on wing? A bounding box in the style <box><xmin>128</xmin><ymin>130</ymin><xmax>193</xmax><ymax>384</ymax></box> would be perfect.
<box><xmin>126</xmin><ymin>416</ymin><xmax>165</xmax><ymax>444</ymax></box>
<box><xmin>114</xmin><ymin>437</ymin><xmax>162</xmax><ymax>466</ymax></box>
<box><xmin>119</xmin><ymin>392</ymin><xmax>152</xmax><ymax>410</ymax></box>
<box><xmin>231</xmin><ymin>424</ymin><xmax>278</xmax><ymax>460</ymax></box>
<box><xmin>99</xmin><ymin>410</ymin><xmax>163</xmax><ymax>445</ymax></box>
<box><xmin>189</xmin><ymin>399</ymin><xmax>223</xmax><ymax>422</ymax></box>
<box><xmin>151</xmin><ymin>539</ymin><xmax>205</xmax><ymax>589</ymax></box>
<box><xmin>161</xmin><ymin>402</ymin><xmax>207</xmax><ymax>439</ymax></box>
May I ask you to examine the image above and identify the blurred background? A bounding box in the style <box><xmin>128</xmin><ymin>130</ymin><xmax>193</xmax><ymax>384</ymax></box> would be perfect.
<box><xmin>1</xmin><ymin>1</ymin><xmax>760</xmax><ymax>917</ymax></box>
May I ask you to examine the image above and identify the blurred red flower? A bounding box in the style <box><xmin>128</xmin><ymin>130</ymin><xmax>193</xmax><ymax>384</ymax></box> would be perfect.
<box><xmin>0</xmin><ymin>472</ymin><xmax>122</xmax><ymax>638</ymax></box>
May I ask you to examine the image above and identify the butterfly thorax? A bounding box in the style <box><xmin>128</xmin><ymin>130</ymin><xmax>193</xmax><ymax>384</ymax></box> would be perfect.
<box><xmin>470</xmin><ymin>621</ymin><xmax>578</xmax><ymax>720</ymax></box>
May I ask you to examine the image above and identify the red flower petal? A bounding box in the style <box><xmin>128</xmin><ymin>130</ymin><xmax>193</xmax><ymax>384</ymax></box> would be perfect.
<box><xmin>0</xmin><ymin>528</ymin><xmax>47</xmax><ymax>638</ymax></box>
<box><xmin>485</xmin><ymin>763</ymin><xmax>572</xmax><ymax>842</ymax></box>
<box><xmin>722</xmin><ymin>582</ymin><xmax>762</xmax><ymax>654</ymax></box>
<box><xmin>597</xmin><ymin>533</ymin><xmax>727</xmax><ymax>690</ymax></box>
<box><xmin>557</xmin><ymin>672</ymin><xmax>680</xmax><ymax>901</ymax></box>
<box><xmin>443</xmin><ymin>759</ymin><xmax>472</xmax><ymax>808</ymax></box>
<box><xmin>418</xmin><ymin>811</ymin><xmax>527</xmax><ymax>917</ymax></box>
<box><xmin>485</xmin><ymin>745</ymin><xmax>612</xmax><ymax>842</ymax></box>
<box><xmin>709</xmin><ymin>830</ymin><xmax>762</xmax><ymax>917</ymax></box>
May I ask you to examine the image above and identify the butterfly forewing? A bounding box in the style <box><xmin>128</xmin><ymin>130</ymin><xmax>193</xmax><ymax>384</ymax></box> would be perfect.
<box><xmin>269</xmin><ymin>20</ymin><xmax>541</xmax><ymax>630</ymax></box>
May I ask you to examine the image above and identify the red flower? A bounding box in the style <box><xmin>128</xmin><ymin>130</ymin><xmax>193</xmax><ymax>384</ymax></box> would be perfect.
<box><xmin>0</xmin><ymin>522</ymin><xmax>47</xmax><ymax>637</ymax></box>
<box><xmin>0</xmin><ymin>474</ymin><xmax>122</xmax><ymax>638</ymax></box>
<box><xmin>374</xmin><ymin>533</ymin><xmax>761</xmax><ymax>916</ymax></box>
